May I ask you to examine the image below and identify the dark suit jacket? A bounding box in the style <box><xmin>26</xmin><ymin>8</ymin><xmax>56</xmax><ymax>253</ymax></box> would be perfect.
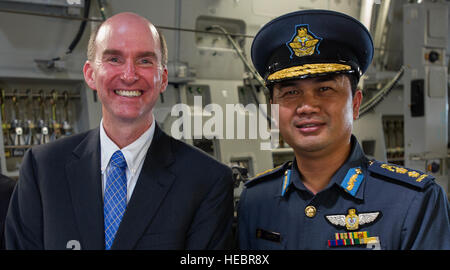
<box><xmin>0</xmin><ymin>174</ymin><xmax>15</xmax><ymax>250</ymax></box>
<box><xmin>5</xmin><ymin>125</ymin><xmax>234</xmax><ymax>250</ymax></box>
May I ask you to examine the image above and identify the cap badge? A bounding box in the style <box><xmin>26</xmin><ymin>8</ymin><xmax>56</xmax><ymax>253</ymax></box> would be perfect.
<box><xmin>287</xmin><ymin>25</ymin><xmax>322</xmax><ymax>58</ymax></box>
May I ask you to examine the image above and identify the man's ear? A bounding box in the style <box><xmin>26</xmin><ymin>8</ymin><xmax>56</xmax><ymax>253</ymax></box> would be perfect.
<box><xmin>352</xmin><ymin>90</ymin><xmax>363</xmax><ymax>120</ymax></box>
<box><xmin>83</xmin><ymin>61</ymin><xmax>97</xmax><ymax>90</ymax></box>
<box><xmin>159</xmin><ymin>67</ymin><xmax>169</xmax><ymax>94</ymax></box>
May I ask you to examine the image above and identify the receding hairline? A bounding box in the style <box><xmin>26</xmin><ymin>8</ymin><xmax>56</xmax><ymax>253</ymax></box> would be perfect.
<box><xmin>87</xmin><ymin>13</ymin><xmax>168</xmax><ymax>66</ymax></box>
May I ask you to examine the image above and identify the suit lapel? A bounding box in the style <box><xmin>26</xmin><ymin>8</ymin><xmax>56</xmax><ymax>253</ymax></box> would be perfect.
<box><xmin>112</xmin><ymin>125</ymin><xmax>176</xmax><ymax>250</ymax></box>
<box><xmin>65</xmin><ymin>128</ymin><xmax>105</xmax><ymax>250</ymax></box>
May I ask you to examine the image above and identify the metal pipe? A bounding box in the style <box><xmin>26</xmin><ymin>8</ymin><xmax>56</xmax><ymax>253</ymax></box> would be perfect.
<box><xmin>373</xmin><ymin>0</ymin><xmax>392</xmax><ymax>69</ymax></box>
<box><xmin>360</xmin><ymin>0</ymin><xmax>374</xmax><ymax>31</ymax></box>
<box><xmin>0</xmin><ymin>8</ymin><xmax>255</xmax><ymax>39</ymax></box>
<box><xmin>207</xmin><ymin>25</ymin><xmax>266</xmax><ymax>91</ymax></box>
<box><xmin>359</xmin><ymin>66</ymin><xmax>405</xmax><ymax>117</ymax></box>
<box><xmin>207</xmin><ymin>25</ymin><xmax>278</xmax><ymax>129</ymax></box>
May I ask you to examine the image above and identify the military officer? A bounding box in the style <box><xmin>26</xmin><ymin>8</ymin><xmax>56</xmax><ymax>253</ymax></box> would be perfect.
<box><xmin>237</xmin><ymin>9</ymin><xmax>450</xmax><ymax>250</ymax></box>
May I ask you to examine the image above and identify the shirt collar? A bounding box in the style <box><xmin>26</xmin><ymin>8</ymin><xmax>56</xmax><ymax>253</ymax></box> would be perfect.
<box><xmin>100</xmin><ymin>117</ymin><xmax>156</xmax><ymax>176</ymax></box>
<box><xmin>287</xmin><ymin>135</ymin><xmax>368</xmax><ymax>200</ymax></box>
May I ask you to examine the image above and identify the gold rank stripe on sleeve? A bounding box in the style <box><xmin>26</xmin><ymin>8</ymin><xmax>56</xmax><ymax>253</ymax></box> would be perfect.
<box><xmin>253</xmin><ymin>164</ymin><xmax>282</xmax><ymax>178</ymax></box>
<box><xmin>367</xmin><ymin>160</ymin><xmax>434</xmax><ymax>189</ymax></box>
<box><xmin>379</xmin><ymin>164</ymin><xmax>429</xmax><ymax>182</ymax></box>
<box><xmin>245</xmin><ymin>162</ymin><xmax>291</xmax><ymax>188</ymax></box>
<box><xmin>253</xmin><ymin>168</ymin><xmax>274</xmax><ymax>178</ymax></box>
<box><xmin>415</xmin><ymin>174</ymin><xmax>429</xmax><ymax>183</ymax></box>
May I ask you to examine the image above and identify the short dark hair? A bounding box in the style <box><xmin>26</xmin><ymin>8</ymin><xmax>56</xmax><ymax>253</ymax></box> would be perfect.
<box><xmin>87</xmin><ymin>22</ymin><xmax>168</xmax><ymax>67</ymax></box>
<box><xmin>269</xmin><ymin>73</ymin><xmax>359</xmax><ymax>99</ymax></box>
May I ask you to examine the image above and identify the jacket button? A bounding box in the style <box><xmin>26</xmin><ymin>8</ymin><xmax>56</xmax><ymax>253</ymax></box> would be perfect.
<box><xmin>305</xmin><ymin>205</ymin><xmax>317</xmax><ymax>218</ymax></box>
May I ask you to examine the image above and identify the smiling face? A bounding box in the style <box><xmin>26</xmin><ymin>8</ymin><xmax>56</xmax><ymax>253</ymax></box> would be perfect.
<box><xmin>83</xmin><ymin>13</ymin><xmax>168</xmax><ymax>127</ymax></box>
<box><xmin>271</xmin><ymin>74</ymin><xmax>362</xmax><ymax>157</ymax></box>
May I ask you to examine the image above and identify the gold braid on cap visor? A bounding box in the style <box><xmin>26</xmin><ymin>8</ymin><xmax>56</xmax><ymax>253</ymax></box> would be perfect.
<box><xmin>267</xmin><ymin>63</ymin><xmax>352</xmax><ymax>81</ymax></box>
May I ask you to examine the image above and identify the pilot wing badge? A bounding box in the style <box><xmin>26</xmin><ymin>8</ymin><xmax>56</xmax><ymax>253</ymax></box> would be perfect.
<box><xmin>325</xmin><ymin>208</ymin><xmax>381</xmax><ymax>231</ymax></box>
<box><xmin>287</xmin><ymin>25</ymin><xmax>322</xmax><ymax>58</ymax></box>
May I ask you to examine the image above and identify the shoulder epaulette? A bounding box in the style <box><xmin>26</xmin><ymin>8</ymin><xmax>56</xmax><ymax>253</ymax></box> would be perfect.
<box><xmin>245</xmin><ymin>161</ymin><xmax>291</xmax><ymax>188</ymax></box>
<box><xmin>368</xmin><ymin>160</ymin><xmax>434</xmax><ymax>189</ymax></box>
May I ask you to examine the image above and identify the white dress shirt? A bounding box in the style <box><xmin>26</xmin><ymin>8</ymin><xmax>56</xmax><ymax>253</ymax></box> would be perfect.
<box><xmin>99</xmin><ymin>117</ymin><xmax>156</xmax><ymax>203</ymax></box>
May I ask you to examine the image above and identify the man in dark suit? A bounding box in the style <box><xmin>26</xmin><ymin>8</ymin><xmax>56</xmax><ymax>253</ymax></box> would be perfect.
<box><xmin>0</xmin><ymin>174</ymin><xmax>15</xmax><ymax>249</ymax></box>
<box><xmin>5</xmin><ymin>12</ymin><xmax>234</xmax><ymax>250</ymax></box>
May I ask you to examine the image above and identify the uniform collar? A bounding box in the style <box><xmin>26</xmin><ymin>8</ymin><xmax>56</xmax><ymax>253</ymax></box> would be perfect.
<box><xmin>285</xmin><ymin>135</ymin><xmax>368</xmax><ymax>200</ymax></box>
<box><xmin>331</xmin><ymin>135</ymin><xmax>368</xmax><ymax>200</ymax></box>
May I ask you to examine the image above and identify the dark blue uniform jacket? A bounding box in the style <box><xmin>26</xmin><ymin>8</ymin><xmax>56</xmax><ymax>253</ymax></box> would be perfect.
<box><xmin>238</xmin><ymin>136</ymin><xmax>450</xmax><ymax>250</ymax></box>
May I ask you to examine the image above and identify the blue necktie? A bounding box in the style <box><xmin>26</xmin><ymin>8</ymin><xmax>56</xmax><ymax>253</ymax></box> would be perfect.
<box><xmin>104</xmin><ymin>150</ymin><xmax>127</xmax><ymax>250</ymax></box>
